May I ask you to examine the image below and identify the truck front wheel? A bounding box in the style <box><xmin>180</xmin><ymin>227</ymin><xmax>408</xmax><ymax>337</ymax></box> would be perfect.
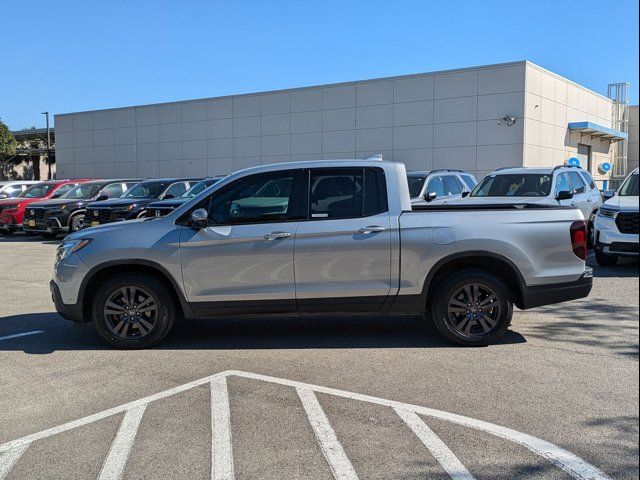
<box><xmin>92</xmin><ymin>273</ymin><xmax>176</xmax><ymax>349</ymax></box>
<box><xmin>430</xmin><ymin>269</ymin><xmax>513</xmax><ymax>346</ymax></box>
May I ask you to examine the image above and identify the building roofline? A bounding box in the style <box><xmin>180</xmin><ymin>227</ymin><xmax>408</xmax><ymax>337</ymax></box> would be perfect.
<box><xmin>53</xmin><ymin>60</ymin><xmax>529</xmax><ymax>118</ymax></box>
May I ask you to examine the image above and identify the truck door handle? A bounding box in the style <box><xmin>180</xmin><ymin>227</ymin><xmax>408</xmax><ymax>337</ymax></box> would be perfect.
<box><xmin>358</xmin><ymin>225</ymin><xmax>386</xmax><ymax>234</ymax></box>
<box><xmin>263</xmin><ymin>231</ymin><xmax>292</xmax><ymax>240</ymax></box>
<box><xmin>587</xmin><ymin>198</ymin><xmax>593</xmax><ymax>202</ymax></box>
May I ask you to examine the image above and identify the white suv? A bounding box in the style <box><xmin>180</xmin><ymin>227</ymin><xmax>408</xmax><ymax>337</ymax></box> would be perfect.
<box><xmin>457</xmin><ymin>166</ymin><xmax>602</xmax><ymax>234</ymax></box>
<box><xmin>592</xmin><ymin>168</ymin><xmax>639</xmax><ymax>266</ymax></box>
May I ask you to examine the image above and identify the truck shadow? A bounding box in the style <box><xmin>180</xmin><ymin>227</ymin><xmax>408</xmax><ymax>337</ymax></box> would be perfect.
<box><xmin>588</xmin><ymin>256</ymin><xmax>639</xmax><ymax>278</ymax></box>
<box><xmin>0</xmin><ymin>233</ymin><xmax>60</xmax><ymax>245</ymax></box>
<box><xmin>0</xmin><ymin>312</ymin><xmax>527</xmax><ymax>354</ymax></box>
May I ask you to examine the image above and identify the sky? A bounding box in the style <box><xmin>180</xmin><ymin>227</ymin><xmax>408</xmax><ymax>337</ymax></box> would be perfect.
<box><xmin>1</xmin><ymin>0</ymin><xmax>638</xmax><ymax>130</ymax></box>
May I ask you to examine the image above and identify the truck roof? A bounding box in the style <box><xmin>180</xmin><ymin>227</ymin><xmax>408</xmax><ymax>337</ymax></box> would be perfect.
<box><xmin>235</xmin><ymin>159</ymin><xmax>403</xmax><ymax>176</ymax></box>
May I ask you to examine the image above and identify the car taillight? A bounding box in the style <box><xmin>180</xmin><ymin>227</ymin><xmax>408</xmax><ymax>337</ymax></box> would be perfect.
<box><xmin>570</xmin><ymin>220</ymin><xmax>587</xmax><ymax>260</ymax></box>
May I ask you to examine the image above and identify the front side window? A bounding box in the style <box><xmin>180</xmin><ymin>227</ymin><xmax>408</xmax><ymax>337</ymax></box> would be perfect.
<box><xmin>442</xmin><ymin>175</ymin><xmax>463</xmax><ymax>195</ymax></box>
<box><xmin>208</xmin><ymin>171</ymin><xmax>299</xmax><ymax>225</ymax></box>
<box><xmin>472</xmin><ymin>174</ymin><xmax>553</xmax><ymax>197</ymax></box>
<box><xmin>461</xmin><ymin>175</ymin><xmax>477</xmax><ymax>190</ymax></box>
<box><xmin>164</xmin><ymin>182</ymin><xmax>188</xmax><ymax>198</ymax></box>
<box><xmin>619</xmin><ymin>173</ymin><xmax>639</xmax><ymax>196</ymax></box>
<box><xmin>567</xmin><ymin>172</ymin><xmax>586</xmax><ymax>194</ymax></box>
<box><xmin>426</xmin><ymin>177</ymin><xmax>445</xmax><ymax>197</ymax></box>
<box><xmin>62</xmin><ymin>184</ymin><xmax>102</xmax><ymax>199</ymax></box>
<box><xmin>124</xmin><ymin>182</ymin><xmax>170</xmax><ymax>199</ymax></box>
<box><xmin>53</xmin><ymin>183</ymin><xmax>76</xmax><ymax>197</ymax></box>
<box><xmin>100</xmin><ymin>183</ymin><xmax>125</xmax><ymax>198</ymax></box>
<box><xmin>20</xmin><ymin>183</ymin><xmax>55</xmax><ymax>198</ymax></box>
<box><xmin>555</xmin><ymin>174</ymin><xmax>572</xmax><ymax>194</ymax></box>
<box><xmin>407</xmin><ymin>175</ymin><xmax>427</xmax><ymax>198</ymax></box>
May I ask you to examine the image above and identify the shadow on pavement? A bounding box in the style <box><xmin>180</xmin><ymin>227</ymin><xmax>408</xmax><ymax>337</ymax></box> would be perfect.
<box><xmin>0</xmin><ymin>312</ymin><xmax>527</xmax><ymax>354</ymax></box>
<box><xmin>0</xmin><ymin>232</ymin><xmax>60</xmax><ymax>245</ymax></box>
<box><xmin>588</xmin><ymin>256</ymin><xmax>639</xmax><ymax>278</ymax></box>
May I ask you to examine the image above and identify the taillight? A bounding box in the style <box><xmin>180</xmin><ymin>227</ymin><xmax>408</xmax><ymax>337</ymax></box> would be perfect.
<box><xmin>570</xmin><ymin>220</ymin><xmax>587</xmax><ymax>260</ymax></box>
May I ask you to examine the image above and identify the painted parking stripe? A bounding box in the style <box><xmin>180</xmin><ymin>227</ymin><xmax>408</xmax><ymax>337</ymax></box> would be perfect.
<box><xmin>297</xmin><ymin>388</ymin><xmax>359</xmax><ymax>480</ymax></box>
<box><xmin>0</xmin><ymin>444</ymin><xmax>29</xmax><ymax>480</ymax></box>
<box><xmin>395</xmin><ymin>408</ymin><xmax>475</xmax><ymax>480</ymax></box>
<box><xmin>211</xmin><ymin>376</ymin><xmax>235</xmax><ymax>480</ymax></box>
<box><xmin>98</xmin><ymin>404</ymin><xmax>146</xmax><ymax>480</ymax></box>
<box><xmin>0</xmin><ymin>330</ymin><xmax>44</xmax><ymax>342</ymax></box>
<box><xmin>0</xmin><ymin>370</ymin><xmax>612</xmax><ymax>480</ymax></box>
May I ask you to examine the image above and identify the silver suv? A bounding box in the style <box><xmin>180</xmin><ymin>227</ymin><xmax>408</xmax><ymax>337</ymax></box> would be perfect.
<box><xmin>407</xmin><ymin>170</ymin><xmax>477</xmax><ymax>205</ymax></box>
<box><xmin>592</xmin><ymin>168</ymin><xmax>639</xmax><ymax>266</ymax></box>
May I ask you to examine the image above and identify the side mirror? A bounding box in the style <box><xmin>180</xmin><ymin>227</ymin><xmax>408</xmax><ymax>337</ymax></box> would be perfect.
<box><xmin>423</xmin><ymin>191</ymin><xmax>437</xmax><ymax>202</ymax></box>
<box><xmin>461</xmin><ymin>191</ymin><xmax>470</xmax><ymax>198</ymax></box>
<box><xmin>0</xmin><ymin>194</ymin><xmax>7</xmax><ymax>199</ymax></box>
<box><xmin>51</xmin><ymin>192</ymin><xmax>62</xmax><ymax>199</ymax></box>
<box><xmin>96</xmin><ymin>194</ymin><xmax>109</xmax><ymax>201</ymax></box>
<box><xmin>556</xmin><ymin>190</ymin><xmax>574</xmax><ymax>201</ymax></box>
<box><xmin>190</xmin><ymin>208</ymin><xmax>209</xmax><ymax>229</ymax></box>
<box><xmin>603</xmin><ymin>189</ymin><xmax>616</xmax><ymax>201</ymax></box>
<box><xmin>163</xmin><ymin>194</ymin><xmax>175</xmax><ymax>200</ymax></box>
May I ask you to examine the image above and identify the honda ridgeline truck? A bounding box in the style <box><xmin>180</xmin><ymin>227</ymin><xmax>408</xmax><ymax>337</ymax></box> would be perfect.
<box><xmin>51</xmin><ymin>160</ymin><xmax>592</xmax><ymax>349</ymax></box>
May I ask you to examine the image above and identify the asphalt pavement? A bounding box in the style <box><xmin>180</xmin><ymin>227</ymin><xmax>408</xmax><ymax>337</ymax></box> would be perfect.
<box><xmin>0</xmin><ymin>233</ymin><xmax>638</xmax><ymax>479</ymax></box>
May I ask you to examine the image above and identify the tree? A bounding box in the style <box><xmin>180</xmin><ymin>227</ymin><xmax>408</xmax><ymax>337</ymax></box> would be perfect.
<box><xmin>0</xmin><ymin>118</ymin><xmax>17</xmax><ymax>161</ymax></box>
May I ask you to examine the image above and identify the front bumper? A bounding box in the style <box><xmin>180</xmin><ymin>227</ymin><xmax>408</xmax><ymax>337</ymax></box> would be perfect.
<box><xmin>0</xmin><ymin>214</ymin><xmax>20</xmax><ymax>230</ymax></box>
<box><xmin>50</xmin><ymin>280</ymin><xmax>83</xmax><ymax>322</ymax></box>
<box><xmin>593</xmin><ymin>216</ymin><xmax>639</xmax><ymax>257</ymax></box>
<box><xmin>520</xmin><ymin>269</ymin><xmax>593</xmax><ymax>309</ymax></box>
<box><xmin>23</xmin><ymin>215</ymin><xmax>69</xmax><ymax>234</ymax></box>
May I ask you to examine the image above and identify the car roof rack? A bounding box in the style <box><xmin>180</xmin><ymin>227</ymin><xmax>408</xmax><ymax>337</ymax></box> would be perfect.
<box><xmin>552</xmin><ymin>164</ymin><xmax>583</xmax><ymax>172</ymax></box>
<box><xmin>429</xmin><ymin>169</ymin><xmax>466</xmax><ymax>174</ymax></box>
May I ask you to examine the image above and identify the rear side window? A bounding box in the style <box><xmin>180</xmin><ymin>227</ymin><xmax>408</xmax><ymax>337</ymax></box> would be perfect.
<box><xmin>567</xmin><ymin>172</ymin><xmax>586</xmax><ymax>194</ymax></box>
<box><xmin>442</xmin><ymin>175</ymin><xmax>463</xmax><ymax>195</ymax></box>
<box><xmin>308</xmin><ymin>168</ymin><xmax>387</xmax><ymax>219</ymax></box>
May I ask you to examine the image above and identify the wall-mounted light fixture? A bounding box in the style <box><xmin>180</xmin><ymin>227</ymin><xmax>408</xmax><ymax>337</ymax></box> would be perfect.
<box><xmin>498</xmin><ymin>115</ymin><xmax>517</xmax><ymax>126</ymax></box>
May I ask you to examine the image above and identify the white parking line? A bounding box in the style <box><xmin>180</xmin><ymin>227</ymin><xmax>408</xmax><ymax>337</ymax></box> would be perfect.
<box><xmin>98</xmin><ymin>404</ymin><xmax>147</xmax><ymax>480</ymax></box>
<box><xmin>0</xmin><ymin>330</ymin><xmax>44</xmax><ymax>342</ymax></box>
<box><xmin>0</xmin><ymin>370</ymin><xmax>612</xmax><ymax>480</ymax></box>
<box><xmin>211</xmin><ymin>376</ymin><xmax>235</xmax><ymax>480</ymax></box>
<box><xmin>297</xmin><ymin>388</ymin><xmax>359</xmax><ymax>480</ymax></box>
<box><xmin>395</xmin><ymin>408</ymin><xmax>475</xmax><ymax>480</ymax></box>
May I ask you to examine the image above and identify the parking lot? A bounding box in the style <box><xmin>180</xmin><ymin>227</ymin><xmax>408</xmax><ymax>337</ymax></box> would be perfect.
<box><xmin>0</xmin><ymin>234</ymin><xmax>638</xmax><ymax>479</ymax></box>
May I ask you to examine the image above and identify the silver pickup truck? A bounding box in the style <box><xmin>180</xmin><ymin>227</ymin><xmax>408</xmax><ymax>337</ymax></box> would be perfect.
<box><xmin>51</xmin><ymin>159</ymin><xmax>592</xmax><ymax>349</ymax></box>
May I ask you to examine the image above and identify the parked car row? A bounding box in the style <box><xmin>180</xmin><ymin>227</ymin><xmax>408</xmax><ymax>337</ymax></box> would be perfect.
<box><xmin>2</xmin><ymin>164</ymin><xmax>638</xmax><ymax>269</ymax></box>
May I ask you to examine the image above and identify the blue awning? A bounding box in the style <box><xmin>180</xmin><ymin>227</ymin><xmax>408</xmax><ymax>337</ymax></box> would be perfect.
<box><xmin>568</xmin><ymin>122</ymin><xmax>628</xmax><ymax>142</ymax></box>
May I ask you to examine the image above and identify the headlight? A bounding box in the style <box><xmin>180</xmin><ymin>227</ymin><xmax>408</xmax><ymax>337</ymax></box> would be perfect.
<box><xmin>55</xmin><ymin>238</ymin><xmax>92</xmax><ymax>265</ymax></box>
<box><xmin>114</xmin><ymin>205</ymin><xmax>135</xmax><ymax>212</ymax></box>
<box><xmin>597</xmin><ymin>207</ymin><xmax>618</xmax><ymax>219</ymax></box>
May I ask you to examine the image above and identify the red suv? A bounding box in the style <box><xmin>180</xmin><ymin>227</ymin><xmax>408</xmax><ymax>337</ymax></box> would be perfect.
<box><xmin>0</xmin><ymin>179</ymin><xmax>90</xmax><ymax>236</ymax></box>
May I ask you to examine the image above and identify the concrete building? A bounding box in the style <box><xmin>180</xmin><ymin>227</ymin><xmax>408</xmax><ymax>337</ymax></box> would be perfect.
<box><xmin>628</xmin><ymin>105</ymin><xmax>639</xmax><ymax>173</ymax></box>
<box><xmin>54</xmin><ymin>61</ymin><xmax>629</xmax><ymax>185</ymax></box>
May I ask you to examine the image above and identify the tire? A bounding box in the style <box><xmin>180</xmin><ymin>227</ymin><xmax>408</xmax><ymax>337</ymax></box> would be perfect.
<box><xmin>70</xmin><ymin>214</ymin><xmax>85</xmax><ymax>232</ymax></box>
<box><xmin>92</xmin><ymin>273</ymin><xmax>176</xmax><ymax>349</ymax></box>
<box><xmin>595</xmin><ymin>250</ymin><xmax>618</xmax><ymax>266</ymax></box>
<box><xmin>430</xmin><ymin>269</ymin><xmax>513</xmax><ymax>347</ymax></box>
<box><xmin>587</xmin><ymin>213</ymin><xmax>596</xmax><ymax>249</ymax></box>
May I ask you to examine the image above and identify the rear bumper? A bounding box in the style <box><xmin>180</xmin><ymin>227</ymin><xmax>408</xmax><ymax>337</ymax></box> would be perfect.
<box><xmin>50</xmin><ymin>280</ymin><xmax>84</xmax><ymax>322</ymax></box>
<box><xmin>520</xmin><ymin>269</ymin><xmax>593</xmax><ymax>309</ymax></box>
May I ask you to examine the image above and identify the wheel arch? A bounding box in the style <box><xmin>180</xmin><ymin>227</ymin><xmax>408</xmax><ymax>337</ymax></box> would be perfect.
<box><xmin>79</xmin><ymin>259</ymin><xmax>192</xmax><ymax>322</ymax></box>
<box><xmin>422</xmin><ymin>251</ymin><xmax>526</xmax><ymax>310</ymax></box>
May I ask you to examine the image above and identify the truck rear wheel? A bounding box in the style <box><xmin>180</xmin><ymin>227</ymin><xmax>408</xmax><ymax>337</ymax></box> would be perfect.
<box><xmin>430</xmin><ymin>269</ymin><xmax>513</xmax><ymax>346</ymax></box>
<box><xmin>92</xmin><ymin>273</ymin><xmax>176</xmax><ymax>349</ymax></box>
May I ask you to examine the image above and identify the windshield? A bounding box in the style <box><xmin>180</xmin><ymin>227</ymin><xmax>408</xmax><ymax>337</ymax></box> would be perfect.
<box><xmin>471</xmin><ymin>174</ymin><xmax>553</xmax><ymax>197</ymax></box>
<box><xmin>62</xmin><ymin>184</ymin><xmax>102</xmax><ymax>199</ymax></box>
<box><xmin>407</xmin><ymin>175</ymin><xmax>427</xmax><ymax>198</ymax></box>
<box><xmin>123</xmin><ymin>182</ymin><xmax>170</xmax><ymax>199</ymax></box>
<box><xmin>182</xmin><ymin>179</ymin><xmax>221</xmax><ymax>197</ymax></box>
<box><xmin>19</xmin><ymin>183</ymin><xmax>55</xmax><ymax>198</ymax></box>
<box><xmin>618</xmin><ymin>173</ymin><xmax>639</xmax><ymax>196</ymax></box>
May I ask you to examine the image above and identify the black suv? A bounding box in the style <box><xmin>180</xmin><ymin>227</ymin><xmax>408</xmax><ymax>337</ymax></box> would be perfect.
<box><xmin>84</xmin><ymin>178</ymin><xmax>201</xmax><ymax>228</ymax></box>
<box><xmin>145</xmin><ymin>177</ymin><xmax>225</xmax><ymax>218</ymax></box>
<box><xmin>23</xmin><ymin>180</ymin><xmax>141</xmax><ymax>238</ymax></box>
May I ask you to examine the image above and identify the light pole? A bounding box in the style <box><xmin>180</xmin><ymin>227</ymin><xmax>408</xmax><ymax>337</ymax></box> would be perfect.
<box><xmin>41</xmin><ymin>111</ymin><xmax>51</xmax><ymax>179</ymax></box>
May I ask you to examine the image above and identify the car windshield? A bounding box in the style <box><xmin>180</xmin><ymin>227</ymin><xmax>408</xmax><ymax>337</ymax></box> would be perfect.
<box><xmin>471</xmin><ymin>174</ymin><xmax>553</xmax><ymax>197</ymax></box>
<box><xmin>123</xmin><ymin>182</ymin><xmax>171</xmax><ymax>199</ymax></box>
<box><xmin>62</xmin><ymin>184</ymin><xmax>102</xmax><ymax>199</ymax></box>
<box><xmin>407</xmin><ymin>175</ymin><xmax>427</xmax><ymax>198</ymax></box>
<box><xmin>182</xmin><ymin>179</ymin><xmax>221</xmax><ymax>197</ymax></box>
<box><xmin>618</xmin><ymin>173</ymin><xmax>639</xmax><ymax>196</ymax></box>
<box><xmin>19</xmin><ymin>183</ymin><xmax>55</xmax><ymax>198</ymax></box>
